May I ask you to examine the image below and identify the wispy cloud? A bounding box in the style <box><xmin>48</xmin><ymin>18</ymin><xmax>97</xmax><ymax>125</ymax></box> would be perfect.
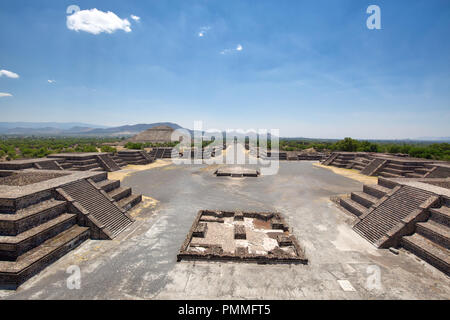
<box><xmin>0</xmin><ymin>69</ymin><xmax>19</xmax><ymax>78</ymax></box>
<box><xmin>198</xmin><ymin>26</ymin><xmax>211</xmax><ymax>37</ymax></box>
<box><xmin>130</xmin><ymin>15</ymin><xmax>140</xmax><ymax>22</ymax></box>
<box><xmin>220</xmin><ymin>44</ymin><xmax>243</xmax><ymax>55</ymax></box>
<box><xmin>0</xmin><ymin>93</ymin><xmax>13</xmax><ymax>98</ymax></box>
<box><xmin>48</xmin><ymin>80</ymin><xmax>56</xmax><ymax>84</ymax></box>
<box><xmin>67</xmin><ymin>8</ymin><xmax>132</xmax><ymax>35</ymax></box>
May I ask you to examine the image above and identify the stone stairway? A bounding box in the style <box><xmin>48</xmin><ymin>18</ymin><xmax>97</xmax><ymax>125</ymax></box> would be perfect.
<box><xmin>117</xmin><ymin>150</ymin><xmax>153</xmax><ymax>165</ymax></box>
<box><xmin>93</xmin><ymin>175</ymin><xmax>142</xmax><ymax>213</ymax></box>
<box><xmin>0</xmin><ymin>193</ymin><xmax>89</xmax><ymax>288</ymax></box>
<box><xmin>324</xmin><ymin>152</ymin><xmax>359</xmax><ymax>168</ymax></box>
<box><xmin>111</xmin><ymin>155</ymin><xmax>127</xmax><ymax>167</ymax></box>
<box><xmin>322</xmin><ymin>153</ymin><xmax>338</xmax><ymax>166</ymax></box>
<box><xmin>347</xmin><ymin>157</ymin><xmax>371</xmax><ymax>170</ymax></box>
<box><xmin>34</xmin><ymin>160</ymin><xmax>63</xmax><ymax>171</ymax></box>
<box><xmin>353</xmin><ymin>184</ymin><xmax>437</xmax><ymax>248</ymax></box>
<box><xmin>401</xmin><ymin>204</ymin><xmax>450</xmax><ymax>275</ymax></box>
<box><xmin>96</xmin><ymin>154</ymin><xmax>121</xmax><ymax>172</ymax></box>
<box><xmin>339</xmin><ymin>178</ymin><xmax>395</xmax><ymax>218</ymax></box>
<box><xmin>360</xmin><ymin>158</ymin><xmax>387</xmax><ymax>176</ymax></box>
<box><xmin>60</xmin><ymin>180</ymin><xmax>134</xmax><ymax>239</ymax></box>
<box><xmin>376</xmin><ymin>160</ymin><xmax>427</xmax><ymax>178</ymax></box>
<box><xmin>63</xmin><ymin>158</ymin><xmax>103</xmax><ymax>172</ymax></box>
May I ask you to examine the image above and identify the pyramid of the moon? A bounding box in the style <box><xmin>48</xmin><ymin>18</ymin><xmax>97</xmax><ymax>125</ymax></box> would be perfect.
<box><xmin>126</xmin><ymin>125</ymin><xmax>177</xmax><ymax>143</ymax></box>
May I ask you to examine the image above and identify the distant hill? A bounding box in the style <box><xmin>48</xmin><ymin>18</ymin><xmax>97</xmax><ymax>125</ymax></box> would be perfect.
<box><xmin>0</xmin><ymin>122</ymin><xmax>108</xmax><ymax>131</ymax></box>
<box><xmin>0</xmin><ymin>122</ymin><xmax>184</xmax><ymax>137</ymax></box>
<box><xmin>86</xmin><ymin>123</ymin><xmax>183</xmax><ymax>136</ymax></box>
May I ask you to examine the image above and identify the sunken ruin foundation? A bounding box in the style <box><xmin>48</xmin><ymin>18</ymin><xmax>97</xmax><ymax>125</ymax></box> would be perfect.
<box><xmin>177</xmin><ymin>210</ymin><xmax>307</xmax><ymax>264</ymax></box>
<box><xmin>214</xmin><ymin>167</ymin><xmax>260</xmax><ymax>177</ymax></box>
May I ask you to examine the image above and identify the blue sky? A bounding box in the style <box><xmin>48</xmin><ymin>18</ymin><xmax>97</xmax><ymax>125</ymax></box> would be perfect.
<box><xmin>0</xmin><ymin>0</ymin><xmax>449</xmax><ymax>139</ymax></box>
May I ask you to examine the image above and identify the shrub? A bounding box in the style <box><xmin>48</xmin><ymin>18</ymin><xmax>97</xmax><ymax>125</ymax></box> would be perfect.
<box><xmin>101</xmin><ymin>145</ymin><xmax>117</xmax><ymax>153</ymax></box>
<box><xmin>125</xmin><ymin>142</ymin><xmax>143</xmax><ymax>150</ymax></box>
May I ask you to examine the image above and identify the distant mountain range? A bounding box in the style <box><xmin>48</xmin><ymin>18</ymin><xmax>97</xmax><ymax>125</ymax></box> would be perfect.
<box><xmin>0</xmin><ymin>122</ymin><xmax>448</xmax><ymax>141</ymax></box>
<box><xmin>0</xmin><ymin>122</ymin><xmax>183</xmax><ymax>137</ymax></box>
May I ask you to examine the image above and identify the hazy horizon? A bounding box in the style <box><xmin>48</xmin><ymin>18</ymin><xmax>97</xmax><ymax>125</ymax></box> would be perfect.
<box><xmin>1</xmin><ymin>1</ymin><xmax>449</xmax><ymax>139</ymax></box>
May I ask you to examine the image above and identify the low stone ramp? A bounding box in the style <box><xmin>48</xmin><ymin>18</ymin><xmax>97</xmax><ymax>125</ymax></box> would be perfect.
<box><xmin>60</xmin><ymin>180</ymin><xmax>133</xmax><ymax>239</ymax></box>
<box><xmin>353</xmin><ymin>186</ymin><xmax>437</xmax><ymax>248</ymax></box>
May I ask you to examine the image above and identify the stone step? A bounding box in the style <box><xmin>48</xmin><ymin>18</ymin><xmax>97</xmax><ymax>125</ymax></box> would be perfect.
<box><xmin>68</xmin><ymin>159</ymin><xmax>98</xmax><ymax>166</ymax></box>
<box><xmin>363</xmin><ymin>184</ymin><xmax>391</xmax><ymax>199</ymax></box>
<box><xmin>386</xmin><ymin>163</ymin><xmax>422</xmax><ymax>171</ymax></box>
<box><xmin>415</xmin><ymin>167</ymin><xmax>433</xmax><ymax>174</ymax></box>
<box><xmin>352</xmin><ymin>164</ymin><xmax>365</xmax><ymax>171</ymax></box>
<box><xmin>89</xmin><ymin>167</ymin><xmax>105</xmax><ymax>172</ymax></box>
<box><xmin>351</xmin><ymin>191</ymin><xmax>378</xmax><ymax>208</ymax></box>
<box><xmin>429</xmin><ymin>206</ymin><xmax>450</xmax><ymax>227</ymax></box>
<box><xmin>378</xmin><ymin>171</ymin><xmax>402</xmax><ymax>178</ymax></box>
<box><xmin>61</xmin><ymin>180</ymin><xmax>133</xmax><ymax>238</ymax></box>
<box><xmin>416</xmin><ymin>221</ymin><xmax>450</xmax><ymax>248</ymax></box>
<box><xmin>405</xmin><ymin>172</ymin><xmax>423</xmax><ymax>178</ymax></box>
<box><xmin>96</xmin><ymin>179</ymin><xmax>120</xmax><ymax>193</ymax></box>
<box><xmin>353</xmin><ymin>186</ymin><xmax>435</xmax><ymax>247</ymax></box>
<box><xmin>401</xmin><ymin>233</ymin><xmax>449</xmax><ymax>276</ymax></box>
<box><xmin>340</xmin><ymin>198</ymin><xmax>367</xmax><ymax>217</ymax></box>
<box><xmin>59</xmin><ymin>163</ymin><xmax>73</xmax><ymax>169</ymax></box>
<box><xmin>108</xmin><ymin>187</ymin><xmax>132</xmax><ymax>202</ymax></box>
<box><xmin>377</xmin><ymin>177</ymin><xmax>398</xmax><ymax>189</ymax></box>
<box><xmin>0</xmin><ymin>199</ymin><xmax>67</xmax><ymax>236</ymax></box>
<box><xmin>0</xmin><ymin>225</ymin><xmax>89</xmax><ymax>289</ymax></box>
<box><xmin>0</xmin><ymin>214</ymin><xmax>76</xmax><ymax>260</ymax></box>
<box><xmin>124</xmin><ymin>159</ymin><xmax>149</xmax><ymax>165</ymax></box>
<box><xmin>73</xmin><ymin>163</ymin><xmax>99</xmax><ymax>171</ymax></box>
<box><xmin>117</xmin><ymin>194</ymin><xmax>142</xmax><ymax>211</ymax></box>
<box><xmin>382</xmin><ymin>167</ymin><xmax>414</xmax><ymax>176</ymax></box>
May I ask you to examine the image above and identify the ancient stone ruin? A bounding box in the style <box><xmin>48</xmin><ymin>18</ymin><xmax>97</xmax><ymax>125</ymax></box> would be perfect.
<box><xmin>214</xmin><ymin>167</ymin><xmax>260</xmax><ymax>177</ymax></box>
<box><xmin>177</xmin><ymin>210</ymin><xmax>307</xmax><ymax>264</ymax></box>
<box><xmin>0</xmin><ymin>161</ymin><xmax>142</xmax><ymax>288</ymax></box>
<box><xmin>337</xmin><ymin>176</ymin><xmax>449</xmax><ymax>275</ymax></box>
<box><xmin>322</xmin><ymin>152</ymin><xmax>450</xmax><ymax>178</ymax></box>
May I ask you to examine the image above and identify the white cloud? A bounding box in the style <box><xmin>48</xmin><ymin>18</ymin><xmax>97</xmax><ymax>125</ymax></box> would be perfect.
<box><xmin>198</xmin><ymin>26</ymin><xmax>211</xmax><ymax>37</ymax></box>
<box><xmin>67</xmin><ymin>8</ymin><xmax>132</xmax><ymax>35</ymax></box>
<box><xmin>130</xmin><ymin>15</ymin><xmax>140</xmax><ymax>21</ymax></box>
<box><xmin>48</xmin><ymin>80</ymin><xmax>56</xmax><ymax>84</ymax></box>
<box><xmin>0</xmin><ymin>69</ymin><xmax>19</xmax><ymax>78</ymax></box>
<box><xmin>0</xmin><ymin>93</ymin><xmax>13</xmax><ymax>98</ymax></box>
<box><xmin>220</xmin><ymin>44</ymin><xmax>243</xmax><ymax>55</ymax></box>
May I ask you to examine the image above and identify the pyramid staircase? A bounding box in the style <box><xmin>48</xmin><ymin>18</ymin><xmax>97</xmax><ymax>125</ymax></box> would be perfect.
<box><xmin>111</xmin><ymin>154</ymin><xmax>127</xmax><ymax>168</ymax></box>
<box><xmin>150</xmin><ymin>147</ymin><xmax>176</xmax><ymax>159</ymax></box>
<box><xmin>53</xmin><ymin>157</ymin><xmax>103</xmax><ymax>172</ymax></box>
<box><xmin>406</xmin><ymin>163</ymin><xmax>450</xmax><ymax>179</ymax></box>
<box><xmin>0</xmin><ymin>192</ymin><xmax>89</xmax><ymax>288</ymax></box>
<box><xmin>323</xmin><ymin>152</ymin><xmax>359</xmax><ymax>168</ymax></box>
<box><xmin>401</xmin><ymin>202</ymin><xmax>450</xmax><ymax>275</ymax></box>
<box><xmin>117</xmin><ymin>150</ymin><xmax>153</xmax><ymax>165</ymax></box>
<box><xmin>58</xmin><ymin>178</ymin><xmax>140</xmax><ymax>239</ymax></box>
<box><xmin>338</xmin><ymin>177</ymin><xmax>448</xmax><ymax>274</ymax></box>
<box><xmin>96</xmin><ymin>154</ymin><xmax>121</xmax><ymax>172</ymax></box>
<box><xmin>347</xmin><ymin>157</ymin><xmax>371</xmax><ymax>171</ymax></box>
<box><xmin>375</xmin><ymin>160</ymin><xmax>426</xmax><ymax>178</ymax></box>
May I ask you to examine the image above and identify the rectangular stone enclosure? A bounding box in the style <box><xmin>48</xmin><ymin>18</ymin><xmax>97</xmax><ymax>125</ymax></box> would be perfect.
<box><xmin>214</xmin><ymin>167</ymin><xmax>260</xmax><ymax>177</ymax></box>
<box><xmin>177</xmin><ymin>210</ymin><xmax>308</xmax><ymax>264</ymax></box>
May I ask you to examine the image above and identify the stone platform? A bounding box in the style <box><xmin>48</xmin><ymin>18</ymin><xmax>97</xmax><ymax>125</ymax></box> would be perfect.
<box><xmin>322</xmin><ymin>152</ymin><xmax>450</xmax><ymax>179</ymax></box>
<box><xmin>214</xmin><ymin>167</ymin><xmax>260</xmax><ymax>177</ymax></box>
<box><xmin>0</xmin><ymin>169</ymin><xmax>142</xmax><ymax>288</ymax></box>
<box><xmin>337</xmin><ymin>176</ymin><xmax>449</xmax><ymax>275</ymax></box>
<box><xmin>177</xmin><ymin>210</ymin><xmax>307</xmax><ymax>264</ymax></box>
